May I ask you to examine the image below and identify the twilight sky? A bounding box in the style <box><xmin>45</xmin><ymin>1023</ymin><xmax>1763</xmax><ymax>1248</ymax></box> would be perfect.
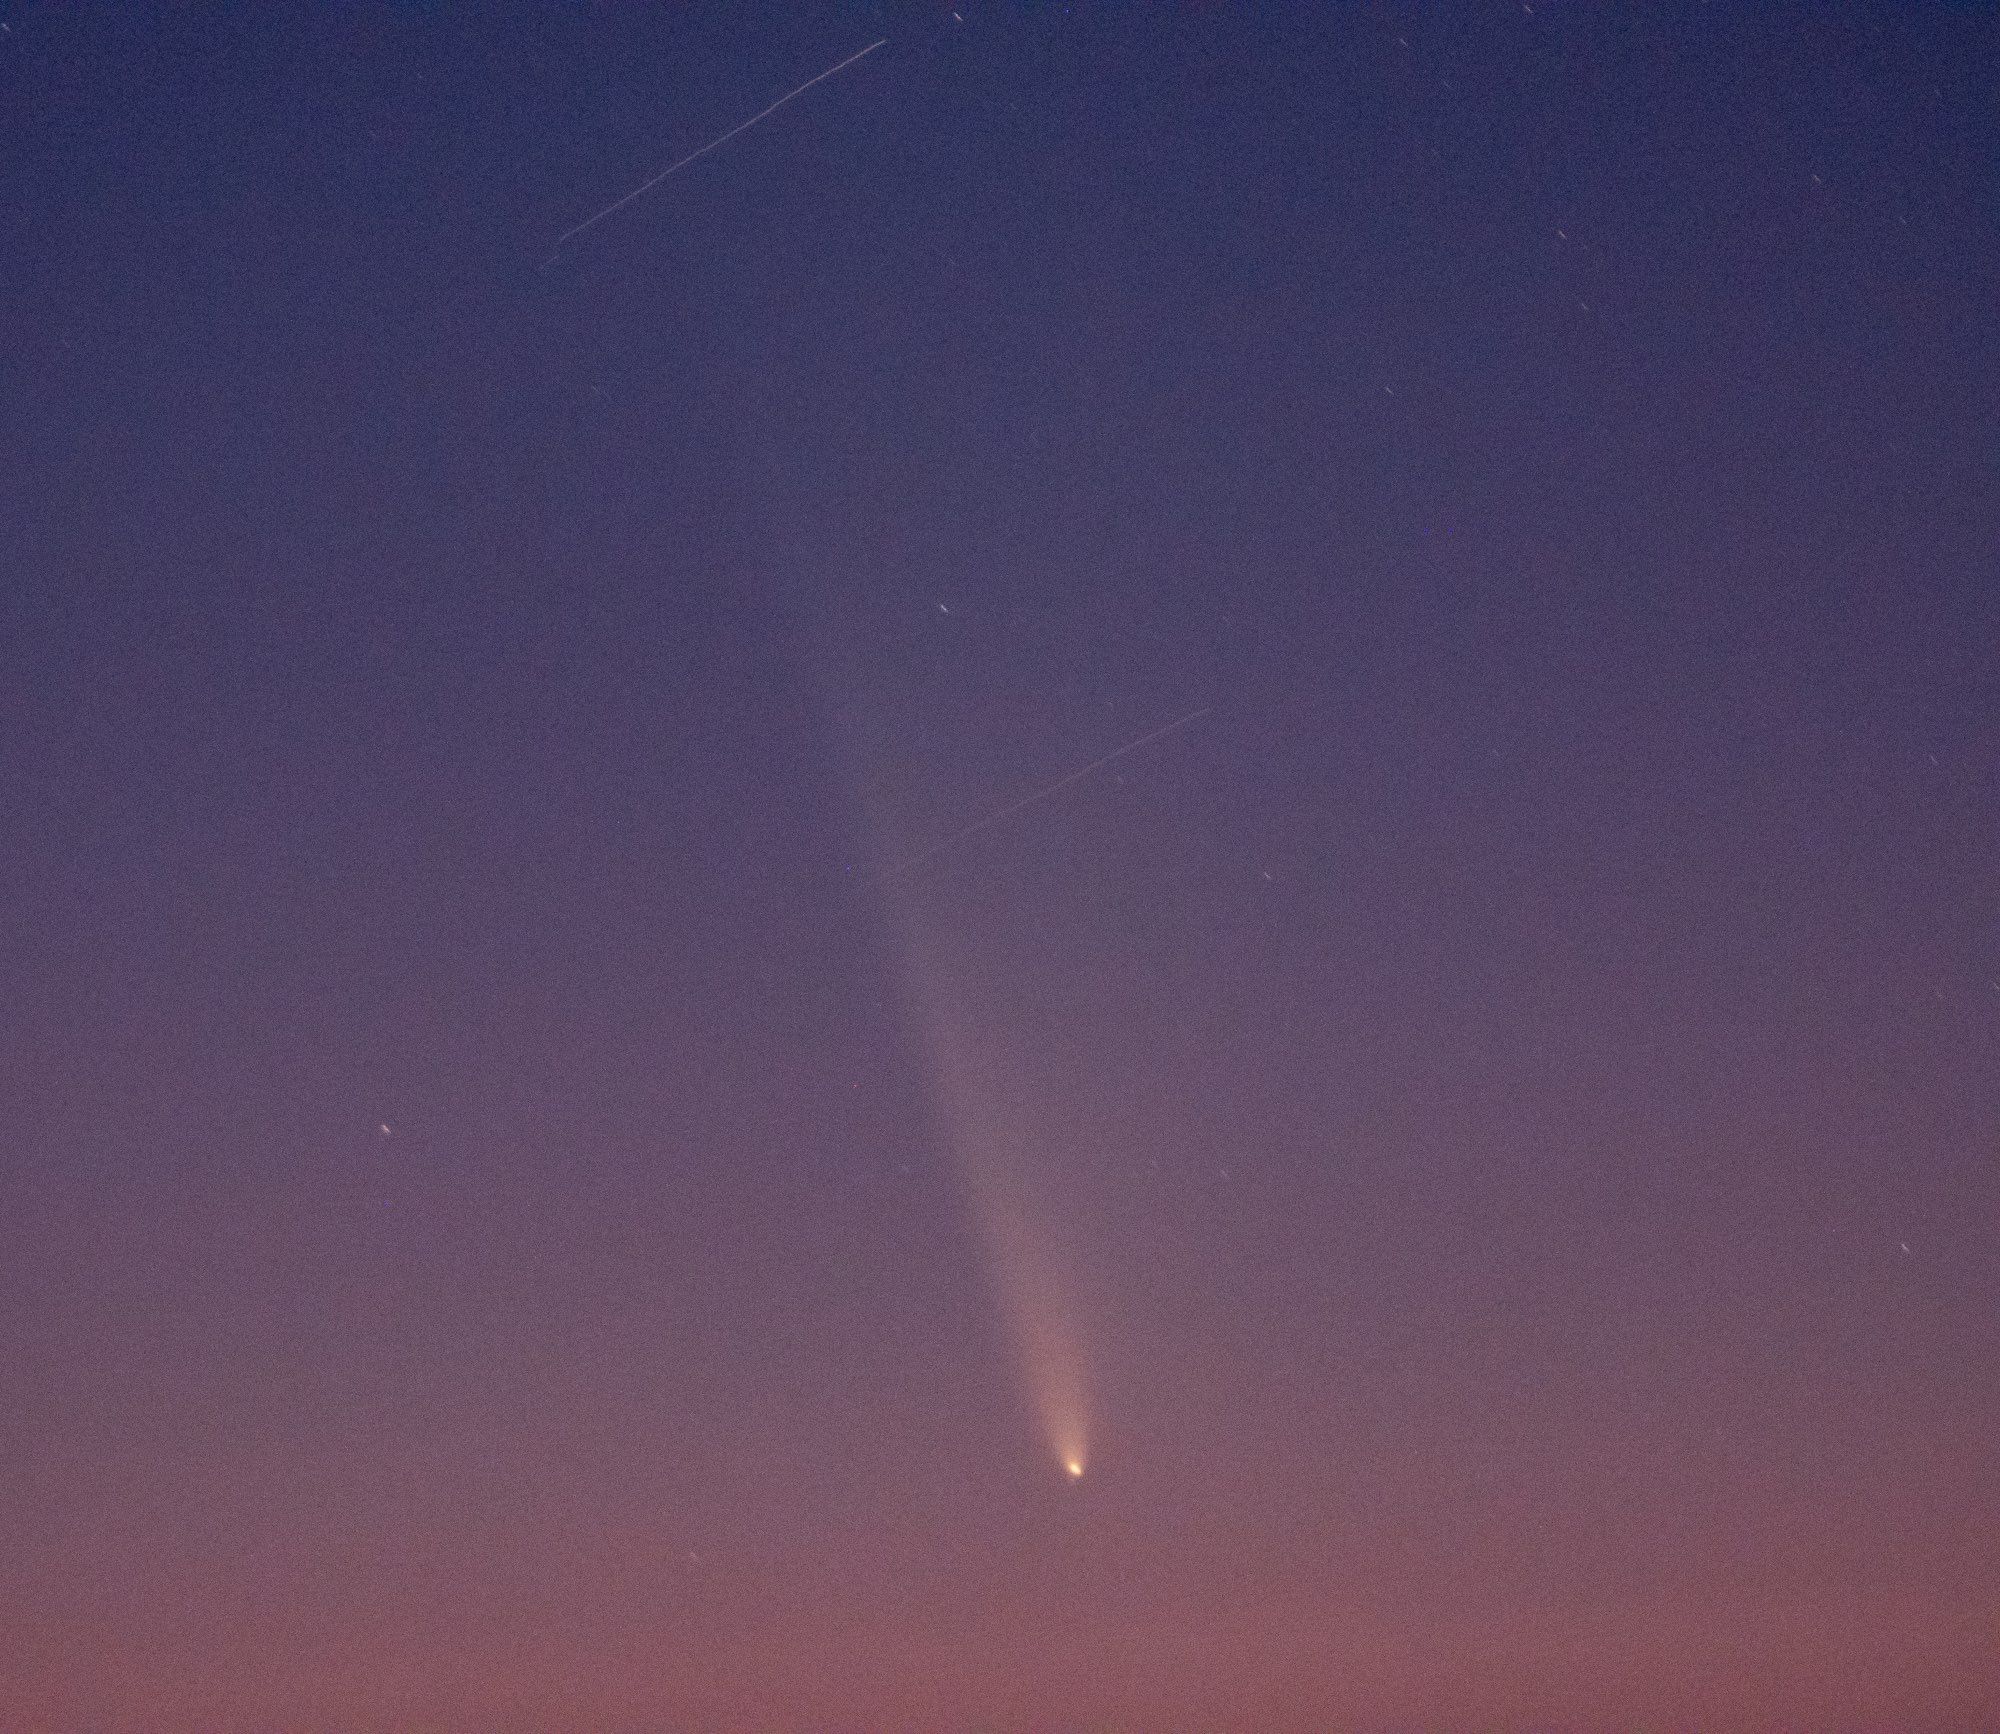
<box><xmin>3</xmin><ymin>4</ymin><xmax>1997</xmax><ymax>1730</ymax></box>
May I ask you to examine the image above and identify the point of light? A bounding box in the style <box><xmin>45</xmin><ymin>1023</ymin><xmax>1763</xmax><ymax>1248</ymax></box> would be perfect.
<box><xmin>1064</xmin><ymin>1457</ymin><xmax>1085</xmax><ymax>1481</ymax></box>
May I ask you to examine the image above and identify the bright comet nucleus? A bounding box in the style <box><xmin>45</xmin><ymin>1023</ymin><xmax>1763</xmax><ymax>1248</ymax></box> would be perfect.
<box><xmin>1064</xmin><ymin>1457</ymin><xmax>1085</xmax><ymax>1481</ymax></box>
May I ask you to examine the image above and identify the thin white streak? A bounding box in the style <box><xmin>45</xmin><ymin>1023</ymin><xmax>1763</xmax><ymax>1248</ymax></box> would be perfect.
<box><xmin>545</xmin><ymin>37</ymin><xmax>887</xmax><ymax>262</ymax></box>
<box><xmin>891</xmin><ymin>706</ymin><xmax>1212</xmax><ymax>876</ymax></box>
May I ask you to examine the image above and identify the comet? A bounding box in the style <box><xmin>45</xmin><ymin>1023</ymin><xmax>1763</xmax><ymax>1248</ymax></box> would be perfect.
<box><xmin>898</xmin><ymin>980</ymin><xmax>1094</xmax><ymax>1485</ymax></box>
<box><xmin>838</xmin><ymin>702</ymin><xmax>1210</xmax><ymax>1487</ymax></box>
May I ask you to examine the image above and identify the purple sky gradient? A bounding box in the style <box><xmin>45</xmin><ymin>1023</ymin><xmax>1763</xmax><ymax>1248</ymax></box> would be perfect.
<box><xmin>4</xmin><ymin>3</ymin><xmax>1997</xmax><ymax>1728</ymax></box>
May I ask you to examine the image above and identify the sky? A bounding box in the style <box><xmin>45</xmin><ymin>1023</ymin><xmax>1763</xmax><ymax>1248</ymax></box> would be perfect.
<box><xmin>3</xmin><ymin>3</ymin><xmax>1997</xmax><ymax>1729</ymax></box>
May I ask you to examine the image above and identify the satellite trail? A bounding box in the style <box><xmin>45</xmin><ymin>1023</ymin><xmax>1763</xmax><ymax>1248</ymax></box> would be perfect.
<box><xmin>892</xmin><ymin>707</ymin><xmax>1212</xmax><ymax>876</ymax></box>
<box><xmin>545</xmin><ymin>38</ymin><xmax>887</xmax><ymax>263</ymax></box>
